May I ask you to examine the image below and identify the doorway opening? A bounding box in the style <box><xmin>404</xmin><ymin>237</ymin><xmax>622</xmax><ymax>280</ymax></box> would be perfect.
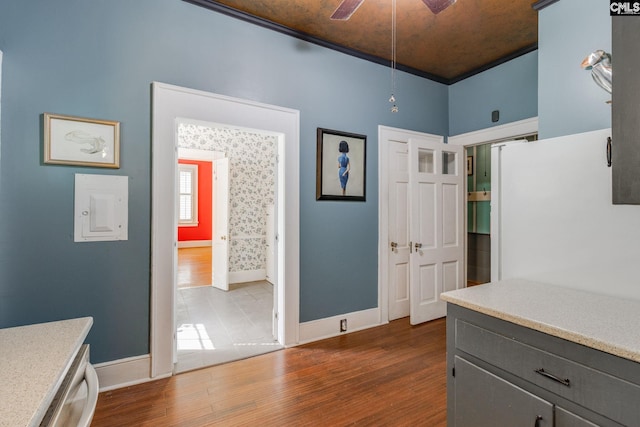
<box><xmin>151</xmin><ymin>82</ymin><xmax>300</xmax><ymax>379</ymax></box>
<box><xmin>174</xmin><ymin>121</ymin><xmax>282</xmax><ymax>373</ymax></box>
<box><xmin>447</xmin><ymin>118</ymin><xmax>539</xmax><ymax>286</ymax></box>
<box><xmin>466</xmin><ymin>143</ymin><xmax>492</xmax><ymax>287</ymax></box>
<box><xmin>464</xmin><ymin>135</ymin><xmax>538</xmax><ymax>287</ymax></box>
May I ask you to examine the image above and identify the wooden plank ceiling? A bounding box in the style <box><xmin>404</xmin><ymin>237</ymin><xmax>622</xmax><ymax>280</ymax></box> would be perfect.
<box><xmin>189</xmin><ymin>0</ymin><xmax>538</xmax><ymax>83</ymax></box>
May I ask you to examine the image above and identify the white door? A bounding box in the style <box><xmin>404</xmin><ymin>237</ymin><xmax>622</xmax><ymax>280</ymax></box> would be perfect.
<box><xmin>265</xmin><ymin>204</ymin><xmax>275</xmax><ymax>284</ymax></box>
<box><xmin>266</xmin><ymin>203</ymin><xmax>278</xmax><ymax>341</ymax></box>
<box><xmin>388</xmin><ymin>141</ymin><xmax>411</xmax><ymax>320</ymax></box>
<box><xmin>213</xmin><ymin>157</ymin><xmax>230</xmax><ymax>291</ymax></box>
<box><xmin>409</xmin><ymin>138</ymin><xmax>464</xmax><ymax>324</ymax></box>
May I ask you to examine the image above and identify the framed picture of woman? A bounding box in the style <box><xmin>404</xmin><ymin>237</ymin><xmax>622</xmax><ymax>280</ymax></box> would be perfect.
<box><xmin>316</xmin><ymin>128</ymin><xmax>366</xmax><ymax>201</ymax></box>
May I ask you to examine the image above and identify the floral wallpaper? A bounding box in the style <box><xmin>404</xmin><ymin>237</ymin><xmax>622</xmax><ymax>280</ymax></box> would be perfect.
<box><xmin>178</xmin><ymin>123</ymin><xmax>276</xmax><ymax>273</ymax></box>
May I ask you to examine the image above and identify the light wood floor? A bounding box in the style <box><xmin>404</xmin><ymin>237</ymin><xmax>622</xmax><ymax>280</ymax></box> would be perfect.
<box><xmin>178</xmin><ymin>247</ymin><xmax>212</xmax><ymax>289</ymax></box>
<box><xmin>92</xmin><ymin>317</ymin><xmax>447</xmax><ymax>426</ymax></box>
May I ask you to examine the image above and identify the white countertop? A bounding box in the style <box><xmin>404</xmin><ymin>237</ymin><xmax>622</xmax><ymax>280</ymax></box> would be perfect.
<box><xmin>441</xmin><ymin>279</ymin><xmax>640</xmax><ymax>364</ymax></box>
<box><xmin>0</xmin><ymin>317</ymin><xmax>93</xmax><ymax>427</ymax></box>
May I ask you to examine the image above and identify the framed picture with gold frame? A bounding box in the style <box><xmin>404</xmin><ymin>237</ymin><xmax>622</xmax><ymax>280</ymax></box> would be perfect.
<box><xmin>44</xmin><ymin>113</ymin><xmax>120</xmax><ymax>168</ymax></box>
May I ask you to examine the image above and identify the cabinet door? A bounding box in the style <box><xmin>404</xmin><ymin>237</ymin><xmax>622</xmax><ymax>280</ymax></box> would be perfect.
<box><xmin>612</xmin><ymin>17</ymin><xmax>640</xmax><ymax>204</ymax></box>
<box><xmin>454</xmin><ymin>356</ymin><xmax>553</xmax><ymax>427</ymax></box>
<box><xmin>555</xmin><ymin>407</ymin><xmax>599</xmax><ymax>427</ymax></box>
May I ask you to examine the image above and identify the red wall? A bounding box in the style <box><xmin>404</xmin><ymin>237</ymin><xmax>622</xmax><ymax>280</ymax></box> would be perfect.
<box><xmin>178</xmin><ymin>159</ymin><xmax>212</xmax><ymax>241</ymax></box>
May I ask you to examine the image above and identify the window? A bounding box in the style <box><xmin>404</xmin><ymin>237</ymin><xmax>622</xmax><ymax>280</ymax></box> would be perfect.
<box><xmin>178</xmin><ymin>164</ymin><xmax>198</xmax><ymax>226</ymax></box>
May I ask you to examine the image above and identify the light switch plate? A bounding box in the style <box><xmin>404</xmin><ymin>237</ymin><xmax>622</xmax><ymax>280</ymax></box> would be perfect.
<box><xmin>74</xmin><ymin>174</ymin><xmax>128</xmax><ymax>242</ymax></box>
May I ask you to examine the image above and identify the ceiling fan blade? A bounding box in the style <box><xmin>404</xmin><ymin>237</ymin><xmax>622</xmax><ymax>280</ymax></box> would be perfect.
<box><xmin>330</xmin><ymin>0</ymin><xmax>365</xmax><ymax>20</ymax></box>
<box><xmin>422</xmin><ymin>0</ymin><xmax>457</xmax><ymax>14</ymax></box>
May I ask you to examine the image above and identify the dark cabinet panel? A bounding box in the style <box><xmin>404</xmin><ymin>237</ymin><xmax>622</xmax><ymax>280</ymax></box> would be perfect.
<box><xmin>612</xmin><ymin>17</ymin><xmax>640</xmax><ymax>204</ymax></box>
<box><xmin>556</xmin><ymin>407</ymin><xmax>599</xmax><ymax>427</ymax></box>
<box><xmin>447</xmin><ymin>304</ymin><xmax>638</xmax><ymax>426</ymax></box>
<box><xmin>454</xmin><ymin>319</ymin><xmax>640</xmax><ymax>422</ymax></box>
<box><xmin>454</xmin><ymin>356</ymin><xmax>553</xmax><ymax>427</ymax></box>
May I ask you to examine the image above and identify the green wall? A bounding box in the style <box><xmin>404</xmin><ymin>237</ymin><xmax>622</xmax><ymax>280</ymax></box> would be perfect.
<box><xmin>467</xmin><ymin>144</ymin><xmax>491</xmax><ymax>234</ymax></box>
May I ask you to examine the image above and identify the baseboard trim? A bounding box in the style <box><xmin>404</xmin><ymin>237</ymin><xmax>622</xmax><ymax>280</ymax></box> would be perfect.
<box><xmin>94</xmin><ymin>354</ymin><xmax>165</xmax><ymax>392</ymax></box>
<box><xmin>96</xmin><ymin>308</ymin><xmax>382</xmax><ymax>391</ymax></box>
<box><xmin>178</xmin><ymin>240</ymin><xmax>212</xmax><ymax>248</ymax></box>
<box><xmin>229</xmin><ymin>269</ymin><xmax>266</xmax><ymax>284</ymax></box>
<box><xmin>298</xmin><ymin>307</ymin><xmax>384</xmax><ymax>344</ymax></box>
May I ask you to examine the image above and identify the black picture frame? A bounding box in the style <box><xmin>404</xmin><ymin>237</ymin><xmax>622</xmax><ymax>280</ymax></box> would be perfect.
<box><xmin>316</xmin><ymin>128</ymin><xmax>366</xmax><ymax>201</ymax></box>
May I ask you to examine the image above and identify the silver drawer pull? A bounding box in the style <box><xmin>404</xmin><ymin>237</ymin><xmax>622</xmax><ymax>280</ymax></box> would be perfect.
<box><xmin>534</xmin><ymin>368</ymin><xmax>571</xmax><ymax>387</ymax></box>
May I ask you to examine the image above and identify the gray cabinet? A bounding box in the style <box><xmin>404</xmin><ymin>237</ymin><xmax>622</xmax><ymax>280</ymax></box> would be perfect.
<box><xmin>612</xmin><ymin>17</ymin><xmax>640</xmax><ymax>204</ymax></box>
<box><xmin>556</xmin><ymin>407</ymin><xmax>599</xmax><ymax>427</ymax></box>
<box><xmin>454</xmin><ymin>356</ymin><xmax>553</xmax><ymax>427</ymax></box>
<box><xmin>447</xmin><ymin>304</ymin><xmax>640</xmax><ymax>426</ymax></box>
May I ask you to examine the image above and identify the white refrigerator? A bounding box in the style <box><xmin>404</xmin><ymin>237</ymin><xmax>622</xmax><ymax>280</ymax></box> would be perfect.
<box><xmin>491</xmin><ymin>128</ymin><xmax>640</xmax><ymax>302</ymax></box>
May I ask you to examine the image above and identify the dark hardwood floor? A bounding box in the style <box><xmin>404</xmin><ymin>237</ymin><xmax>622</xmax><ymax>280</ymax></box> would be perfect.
<box><xmin>92</xmin><ymin>317</ymin><xmax>447</xmax><ymax>426</ymax></box>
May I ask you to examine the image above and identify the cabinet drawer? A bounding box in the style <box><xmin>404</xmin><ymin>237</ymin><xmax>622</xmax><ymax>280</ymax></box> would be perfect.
<box><xmin>454</xmin><ymin>356</ymin><xmax>553</xmax><ymax>427</ymax></box>
<box><xmin>455</xmin><ymin>319</ymin><xmax>640</xmax><ymax>426</ymax></box>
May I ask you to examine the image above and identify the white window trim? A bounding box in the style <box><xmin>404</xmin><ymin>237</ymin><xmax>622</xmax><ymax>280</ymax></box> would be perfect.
<box><xmin>178</xmin><ymin>163</ymin><xmax>198</xmax><ymax>226</ymax></box>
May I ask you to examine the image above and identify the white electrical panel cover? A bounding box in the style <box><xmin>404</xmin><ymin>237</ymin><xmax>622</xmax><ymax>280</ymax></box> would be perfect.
<box><xmin>74</xmin><ymin>174</ymin><xmax>128</xmax><ymax>242</ymax></box>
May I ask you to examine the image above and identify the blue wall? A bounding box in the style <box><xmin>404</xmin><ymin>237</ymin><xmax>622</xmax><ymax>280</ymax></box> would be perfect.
<box><xmin>538</xmin><ymin>0</ymin><xmax>611</xmax><ymax>139</ymax></box>
<box><xmin>449</xmin><ymin>0</ymin><xmax>612</xmax><ymax>141</ymax></box>
<box><xmin>0</xmin><ymin>0</ymin><xmax>448</xmax><ymax>362</ymax></box>
<box><xmin>448</xmin><ymin>51</ymin><xmax>538</xmax><ymax>136</ymax></box>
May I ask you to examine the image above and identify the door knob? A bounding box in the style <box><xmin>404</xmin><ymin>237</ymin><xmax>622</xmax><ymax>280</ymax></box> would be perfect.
<box><xmin>390</xmin><ymin>242</ymin><xmax>398</xmax><ymax>249</ymax></box>
<box><xmin>414</xmin><ymin>242</ymin><xmax>422</xmax><ymax>251</ymax></box>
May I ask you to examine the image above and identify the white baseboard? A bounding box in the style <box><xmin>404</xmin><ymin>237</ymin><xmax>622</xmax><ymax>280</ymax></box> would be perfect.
<box><xmin>229</xmin><ymin>269</ymin><xmax>266</xmax><ymax>284</ymax></box>
<box><xmin>298</xmin><ymin>307</ymin><xmax>384</xmax><ymax>344</ymax></box>
<box><xmin>178</xmin><ymin>240</ymin><xmax>212</xmax><ymax>248</ymax></box>
<box><xmin>97</xmin><ymin>308</ymin><xmax>383</xmax><ymax>391</ymax></box>
<box><xmin>94</xmin><ymin>354</ymin><xmax>166</xmax><ymax>392</ymax></box>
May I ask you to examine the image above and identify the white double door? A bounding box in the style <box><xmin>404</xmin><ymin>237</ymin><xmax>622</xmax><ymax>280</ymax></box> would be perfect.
<box><xmin>388</xmin><ymin>135</ymin><xmax>464</xmax><ymax>324</ymax></box>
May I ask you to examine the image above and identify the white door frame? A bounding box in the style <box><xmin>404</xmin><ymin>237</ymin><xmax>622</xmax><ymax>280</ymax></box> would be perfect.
<box><xmin>447</xmin><ymin>117</ymin><xmax>539</xmax><ymax>285</ymax></box>
<box><xmin>151</xmin><ymin>82</ymin><xmax>300</xmax><ymax>378</ymax></box>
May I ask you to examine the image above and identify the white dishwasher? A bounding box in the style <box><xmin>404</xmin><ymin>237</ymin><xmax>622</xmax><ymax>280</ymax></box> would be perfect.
<box><xmin>39</xmin><ymin>344</ymin><xmax>99</xmax><ymax>427</ymax></box>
